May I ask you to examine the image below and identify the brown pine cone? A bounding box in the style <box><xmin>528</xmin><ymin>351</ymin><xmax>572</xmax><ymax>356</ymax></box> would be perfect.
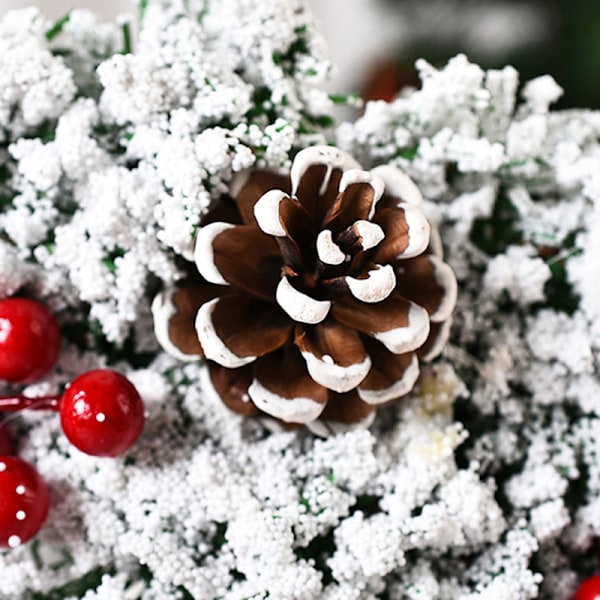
<box><xmin>152</xmin><ymin>146</ymin><xmax>457</xmax><ymax>435</ymax></box>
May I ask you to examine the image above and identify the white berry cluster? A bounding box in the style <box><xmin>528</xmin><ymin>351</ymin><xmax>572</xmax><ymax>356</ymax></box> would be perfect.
<box><xmin>1</xmin><ymin>4</ymin><xmax>600</xmax><ymax>600</ymax></box>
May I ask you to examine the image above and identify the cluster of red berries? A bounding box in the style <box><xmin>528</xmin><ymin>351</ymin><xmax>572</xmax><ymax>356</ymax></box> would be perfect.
<box><xmin>0</xmin><ymin>298</ymin><xmax>145</xmax><ymax>550</ymax></box>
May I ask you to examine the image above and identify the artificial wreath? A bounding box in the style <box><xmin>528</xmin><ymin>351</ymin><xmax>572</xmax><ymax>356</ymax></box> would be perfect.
<box><xmin>0</xmin><ymin>1</ymin><xmax>600</xmax><ymax>599</ymax></box>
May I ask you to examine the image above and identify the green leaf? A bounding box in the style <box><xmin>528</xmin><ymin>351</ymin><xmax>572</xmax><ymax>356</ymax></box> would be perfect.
<box><xmin>293</xmin><ymin>529</ymin><xmax>335</xmax><ymax>586</ymax></box>
<box><xmin>328</xmin><ymin>93</ymin><xmax>360</xmax><ymax>105</ymax></box>
<box><xmin>0</xmin><ymin>164</ymin><xmax>11</xmax><ymax>185</ymax></box>
<box><xmin>396</xmin><ymin>145</ymin><xmax>419</xmax><ymax>161</ymax></box>
<box><xmin>31</xmin><ymin>565</ymin><xmax>113</xmax><ymax>599</ymax></box>
<box><xmin>470</xmin><ymin>191</ymin><xmax>521</xmax><ymax>256</ymax></box>
<box><xmin>540</xmin><ymin>243</ymin><xmax>581</xmax><ymax>315</ymax></box>
<box><xmin>101</xmin><ymin>246</ymin><xmax>126</xmax><ymax>273</ymax></box>
<box><xmin>120</xmin><ymin>22</ymin><xmax>132</xmax><ymax>55</ymax></box>
<box><xmin>45</xmin><ymin>12</ymin><xmax>71</xmax><ymax>41</ymax></box>
<box><xmin>139</xmin><ymin>0</ymin><xmax>149</xmax><ymax>20</ymax></box>
<box><xmin>34</xmin><ymin>121</ymin><xmax>57</xmax><ymax>143</ymax></box>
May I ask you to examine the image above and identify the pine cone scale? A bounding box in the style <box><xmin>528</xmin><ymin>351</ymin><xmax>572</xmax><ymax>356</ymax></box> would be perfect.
<box><xmin>331</xmin><ymin>292</ymin><xmax>410</xmax><ymax>337</ymax></box>
<box><xmin>315</xmin><ymin>390</ymin><xmax>375</xmax><ymax>430</ymax></box>
<box><xmin>293</xmin><ymin>164</ymin><xmax>342</xmax><ymax>219</ymax></box>
<box><xmin>210</xmin><ymin>224</ymin><xmax>282</xmax><ymax>299</ymax></box>
<box><xmin>152</xmin><ymin>285</ymin><xmax>209</xmax><ymax>361</ymax></box>
<box><xmin>275</xmin><ymin>275</ymin><xmax>331</xmax><ymax>324</ymax></box>
<box><xmin>393</xmin><ymin>254</ymin><xmax>458</xmax><ymax>322</ymax></box>
<box><xmin>202</xmin><ymin>292</ymin><xmax>291</xmax><ymax>360</ymax></box>
<box><xmin>295</xmin><ymin>321</ymin><xmax>372</xmax><ymax>393</ymax></box>
<box><xmin>232</xmin><ymin>170</ymin><xmax>291</xmax><ymax>226</ymax></box>
<box><xmin>323</xmin><ymin>178</ymin><xmax>381</xmax><ymax>233</ymax></box>
<box><xmin>334</xmin><ymin>292</ymin><xmax>431</xmax><ymax>355</ymax></box>
<box><xmin>249</xmin><ymin>349</ymin><xmax>329</xmax><ymax>423</ymax></box>
<box><xmin>358</xmin><ymin>340</ymin><xmax>420</xmax><ymax>404</ymax></box>
<box><xmin>294</xmin><ymin>321</ymin><xmax>368</xmax><ymax>369</ymax></box>
<box><xmin>335</xmin><ymin>220</ymin><xmax>385</xmax><ymax>255</ymax></box>
<box><xmin>208</xmin><ymin>362</ymin><xmax>259</xmax><ymax>417</ymax></box>
<box><xmin>372</xmin><ymin>204</ymin><xmax>431</xmax><ymax>262</ymax></box>
<box><xmin>320</xmin><ymin>264</ymin><xmax>394</xmax><ymax>304</ymax></box>
<box><xmin>417</xmin><ymin>320</ymin><xmax>453</xmax><ymax>362</ymax></box>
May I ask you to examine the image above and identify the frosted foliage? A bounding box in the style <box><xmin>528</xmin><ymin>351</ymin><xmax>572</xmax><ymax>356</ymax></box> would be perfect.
<box><xmin>1</xmin><ymin>4</ymin><xmax>600</xmax><ymax>600</ymax></box>
<box><xmin>568</xmin><ymin>208</ymin><xmax>600</xmax><ymax>342</ymax></box>
<box><xmin>0</xmin><ymin>9</ymin><xmax>76</xmax><ymax>131</ymax></box>
<box><xmin>483</xmin><ymin>245</ymin><xmax>551</xmax><ymax>305</ymax></box>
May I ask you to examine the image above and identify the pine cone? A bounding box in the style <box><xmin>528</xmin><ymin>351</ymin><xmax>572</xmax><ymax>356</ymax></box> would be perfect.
<box><xmin>152</xmin><ymin>146</ymin><xmax>457</xmax><ymax>434</ymax></box>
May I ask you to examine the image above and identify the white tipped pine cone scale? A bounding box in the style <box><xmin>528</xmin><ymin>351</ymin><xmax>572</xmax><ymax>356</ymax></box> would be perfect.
<box><xmin>152</xmin><ymin>146</ymin><xmax>457</xmax><ymax>432</ymax></box>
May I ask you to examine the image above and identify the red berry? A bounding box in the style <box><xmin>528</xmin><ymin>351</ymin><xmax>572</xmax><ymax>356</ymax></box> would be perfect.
<box><xmin>0</xmin><ymin>456</ymin><xmax>50</xmax><ymax>548</ymax></box>
<box><xmin>0</xmin><ymin>424</ymin><xmax>13</xmax><ymax>455</ymax></box>
<box><xmin>0</xmin><ymin>298</ymin><xmax>61</xmax><ymax>383</ymax></box>
<box><xmin>59</xmin><ymin>369</ymin><xmax>145</xmax><ymax>457</ymax></box>
<box><xmin>574</xmin><ymin>575</ymin><xmax>600</xmax><ymax>600</ymax></box>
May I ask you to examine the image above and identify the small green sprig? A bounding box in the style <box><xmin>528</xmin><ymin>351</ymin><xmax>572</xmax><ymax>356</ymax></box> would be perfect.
<box><xmin>45</xmin><ymin>12</ymin><xmax>71</xmax><ymax>41</ymax></box>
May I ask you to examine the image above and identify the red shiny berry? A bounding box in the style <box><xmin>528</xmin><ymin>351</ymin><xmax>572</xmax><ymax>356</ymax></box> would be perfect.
<box><xmin>0</xmin><ymin>424</ymin><xmax>13</xmax><ymax>455</ymax></box>
<box><xmin>0</xmin><ymin>298</ymin><xmax>61</xmax><ymax>383</ymax></box>
<box><xmin>575</xmin><ymin>575</ymin><xmax>600</xmax><ymax>600</ymax></box>
<box><xmin>59</xmin><ymin>369</ymin><xmax>145</xmax><ymax>457</ymax></box>
<box><xmin>0</xmin><ymin>456</ymin><xmax>50</xmax><ymax>548</ymax></box>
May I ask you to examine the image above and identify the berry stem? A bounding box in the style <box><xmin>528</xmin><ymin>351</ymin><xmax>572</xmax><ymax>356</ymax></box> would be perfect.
<box><xmin>0</xmin><ymin>395</ymin><xmax>61</xmax><ymax>411</ymax></box>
